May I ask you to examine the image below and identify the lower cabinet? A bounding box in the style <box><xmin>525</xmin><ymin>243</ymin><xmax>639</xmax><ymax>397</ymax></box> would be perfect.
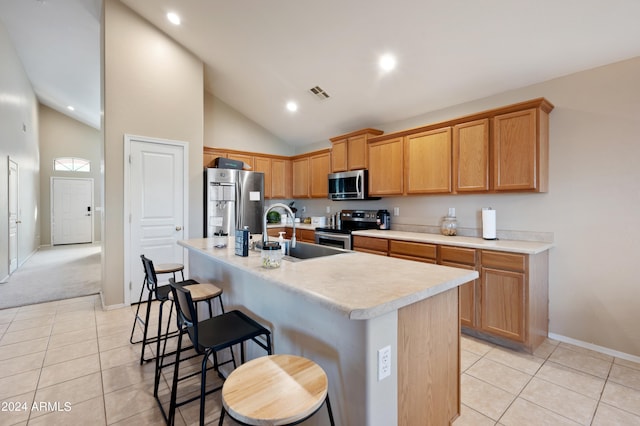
<box><xmin>353</xmin><ymin>236</ymin><xmax>389</xmax><ymax>256</ymax></box>
<box><xmin>297</xmin><ymin>229</ymin><xmax>316</xmax><ymax>243</ymax></box>
<box><xmin>440</xmin><ymin>246</ymin><xmax>477</xmax><ymax>328</ymax></box>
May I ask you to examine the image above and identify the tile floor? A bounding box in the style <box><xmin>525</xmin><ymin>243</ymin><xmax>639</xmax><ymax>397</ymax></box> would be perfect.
<box><xmin>1</xmin><ymin>295</ymin><xmax>639</xmax><ymax>425</ymax></box>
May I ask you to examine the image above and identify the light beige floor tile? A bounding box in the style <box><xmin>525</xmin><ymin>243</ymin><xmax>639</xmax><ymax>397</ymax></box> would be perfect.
<box><xmin>461</xmin><ymin>350</ymin><xmax>481</xmax><ymax>372</ymax></box>
<box><xmin>548</xmin><ymin>346</ymin><xmax>612</xmax><ymax>379</ymax></box>
<box><xmin>54</xmin><ymin>310</ymin><xmax>95</xmax><ymax>325</ymax></box>
<box><xmin>12</xmin><ymin>308</ymin><xmax>56</xmax><ymax>322</ymax></box>
<box><xmin>26</xmin><ymin>395</ymin><xmax>105</xmax><ymax>426</ymax></box>
<box><xmin>0</xmin><ymin>351</ymin><xmax>45</xmax><ymax>379</ymax></box>
<box><xmin>6</xmin><ymin>316</ymin><xmax>55</xmax><ymax>333</ymax></box>
<box><xmin>0</xmin><ymin>370</ymin><xmax>40</xmax><ymax>400</ymax></box>
<box><xmin>99</xmin><ymin>343</ymin><xmax>142</xmax><ymax>370</ymax></box>
<box><xmin>485</xmin><ymin>346</ymin><xmax>544</xmax><ymax>375</ymax></box>
<box><xmin>31</xmin><ymin>372</ymin><xmax>103</xmax><ymax>419</ymax></box>
<box><xmin>609</xmin><ymin>364</ymin><xmax>640</xmax><ymax>391</ymax></box>
<box><xmin>500</xmin><ymin>397</ymin><xmax>581</xmax><ymax>426</ymax></box>
<box><xmin>0</xmin><ymin>309</ymin><xmax>18</xmax><ymax>325</ymax></box>
<box><xmin>533</xmin><ymin>339</ymin><xmax>560</xmax><ymax>360</ymax></box>
<box><xmin>51</xmin><ymin>317</ymin><xmax>96</xmax><ymax>335</ymax></box>
<box><xmin>558</xmin><ymin>342</ymin><xmax>614</xmax><ymax>362</ymax></box>
<box><xmin>461</xmin><ymin>373</ymin><xmax>515</xmax><ymax>421</ymax></box>
<box><xmin>615</xmin><ymin>357</ymin><xmax>640</xmax><ymax>371</ymax></box>
<box><xmin>535</xmin><ymin>361</ymin><xmax>606</xmax><ymax>400</ymax></box>
<box><xmin>43</xmin><ymin>338</ymin><xmax>99</xmax><ymax>366</ymax></box>
<box><xmin>0</xmin><ymin>390</ymin><xmax>34</xmax><ymax>425</ymax></box>
<box><xmin>461</xmin><ymin>335</ymin><xmax>494</xmax><ymax>356</ymax></box>
<box><xmin>47</xmin><ymin>327</ymin><xmax>97</xmax><ymax>349</ymax></box>
<box><xmin>0</xmin><ymin>337</ymin><xmax>48</xmax><ymax>362</ymax></box>
<box><xmin>38</xmin><ymin>353</ymin><xmax>101</xmax><ymax>389</ymax></box>
<box><xmin>0</xmin><ymin>323</ymin><xmax>7</xmax><ymax>336</ymax></box>
<box><xmin>466</xmin><ymin>358</ymin><xmax>532</xmax><ymax>395</ymax></box>
<box><xmin>98</xmin><ymin>329</ymin><xmax>139</xmax><ymax>352</ymax></box>
<box><xmin>601</xmin><ymin>381</ymin><xmax>640</xmax><ymax>416</ymax></box>
<box><xmin>102</xmin><ymin>359</ymin><xmax>157</xmax><ymax>394</ymax></box>
<box><xmin>0</xmin><ymin>325</ymin><xmax>52</xmax><ymax>346</ymax></box>
<box><xmin>97</xmin><ymin>321</ymin><xmax>137</xmax><ymax>339</ymax></box>
<box><xmin>520</xmin><ymin>377</ymin><xmax>598</xmax><ymax>424</ymax></box>
<box><xmin>452</xmin><ymin>404</ymin><xmax>495</xmax><ymax>426</ymax></box>
<box><xmin>111</xmin><ymin>406</ymin><xmax>184</xmax><ymax>426</ymax></box>
<box><xmin>104</xmin><ymin>379</ymin><xmax>158</xmax><ymax>424</ymax></box>
<box><xmin>592</xmin><ymin>401</ymin><xmax>640</xmax><ymax>425</ymax></box>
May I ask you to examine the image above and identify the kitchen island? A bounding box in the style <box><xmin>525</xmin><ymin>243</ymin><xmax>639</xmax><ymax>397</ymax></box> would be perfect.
<box><xmin>179</xmin><ymin>237</ymin><xmax>478</xmax><ymax>426</ymax></box>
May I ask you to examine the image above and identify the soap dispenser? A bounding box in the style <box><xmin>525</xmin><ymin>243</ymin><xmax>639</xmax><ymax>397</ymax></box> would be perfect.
<box><xmin>278</xmin><ymin>232</ymin><xmax>286</xmax><ymax>255</ymax></box>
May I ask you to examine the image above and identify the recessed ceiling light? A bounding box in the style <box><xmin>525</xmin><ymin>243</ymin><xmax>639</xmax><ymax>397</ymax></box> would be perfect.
<box><xmin>379</xmin><ymin>54</ymin><xmax>397</xmax><ymax>72</ymax></box>
<box><xmin>67</xmin><ymin>105</ymin><xmax>75</xmax><ymax>111</ymax></box>
<box><xmin>167</xmin><ymin>12</ymin><xmax>181</xmax><ymax>25</ymax></box>
<box><xmin>286</xmin><ymin>101</ymin><xmax>298</xmax><ymax>112</ymax></box>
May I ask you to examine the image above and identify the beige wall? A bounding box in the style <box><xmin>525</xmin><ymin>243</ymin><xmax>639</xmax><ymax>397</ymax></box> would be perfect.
<box><xmin>39</xmin><ymin>104</ymin><xmax>102</xmax><ymax>245</ymax></box>
<box><xmin>0</xmin><ymin>21</ymin><xmax>40</xmax><ymax>281</ymax></box>
<box><xmin>204</xmin><ymin>92</ymin><xmax>294</xmax><ymax>156</ymax></box>
<box><xmin>102</xmin><ymin>0</ymin><xmax>204</xmax><ymax>306</ymax></box>
<box><xmin>298</xmin><ymin>57</ymin><xmax>640</xmax><ymax>357</ymax></box>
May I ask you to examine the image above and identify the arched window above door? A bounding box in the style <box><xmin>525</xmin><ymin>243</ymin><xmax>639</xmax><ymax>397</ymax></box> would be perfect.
<box><xmin>53</xmin><ymin>157</ymin><xmax>91</xmax><ymax>172</ymax></box>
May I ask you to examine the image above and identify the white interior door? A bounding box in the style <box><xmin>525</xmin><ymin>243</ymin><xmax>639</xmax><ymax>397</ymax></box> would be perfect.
<box><xmin>126</xmin><ymin>136</ymin><xmax>187</xmax><ymax>304</ymax></box>
<box><xmin>52</xmin><ymin>178</ymin><xmax>93</xmax><ymax>245</ymax></box>
<box><xmin>8</xmin><ymin>158</ymin><xmax>18</xmax><ymax>274</ymax></box>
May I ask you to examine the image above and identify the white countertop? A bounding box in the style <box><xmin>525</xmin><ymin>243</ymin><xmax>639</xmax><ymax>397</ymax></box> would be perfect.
<box><xmin>353</xmin><ymin>230</ymin><xmax>553</xmax><ymax>254</ymax></box>
<box><xmin>179</xmin><ymin>238</ymin><xmax>478</xmax><ymax>320</ymax></box>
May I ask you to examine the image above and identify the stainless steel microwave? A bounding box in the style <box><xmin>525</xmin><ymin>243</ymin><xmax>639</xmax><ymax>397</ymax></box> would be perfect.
<box><xmin>328</xmin><ymin>169</ymin><xmax>378</xmax><ymax>200</ymax></box>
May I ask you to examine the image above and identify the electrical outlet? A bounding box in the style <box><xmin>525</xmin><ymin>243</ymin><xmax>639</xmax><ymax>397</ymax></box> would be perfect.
<box><xmin>378</xmin><ymin>345</ymin><xmax>391</xmax><ymax>381</ymax></box>
<box><xmin>301</xmin><ymin>206</ymin><xmax>306</xmax><ymax>213</ymax></box>
<box><xmin>393</xmin><ymin>207</ymin><xmax>400</xmax><ymax>216</ymax></box>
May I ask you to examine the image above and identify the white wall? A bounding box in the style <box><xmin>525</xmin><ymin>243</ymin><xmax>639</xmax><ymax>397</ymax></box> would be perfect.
<box><xmin>0</xmin><ymin>21</ymin><xmax>40</xmax><ymax>281</ymax></box>
<box><xmin>102</xmin><ymin>0</ymin><xmax>204</xmax><ymax>306</ymax></box>
<box><xmin>39</xmin><ymin>104</ymin><xmax>102</xmax><ymax>245</ymax></box>
<box><xmin>297</xmin><ymin>57</ymin><xmax>640</xmax><ymax>357</ymax></box>
<box><xmin>204</xmin><ymin>92</ymin><xmax>294</xmax><ymax>156</ymax></box>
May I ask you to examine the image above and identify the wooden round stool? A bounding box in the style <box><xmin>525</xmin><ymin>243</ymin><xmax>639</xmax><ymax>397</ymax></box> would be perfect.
<box><xmin>154</xmin><ymin>263</ymin><xmax>185</xmax><ymax>281</ymax></box>
<box><xmin>219</xmin><ymin>354</ymin><xmax>335</xmax><ymax>426</ymax></box>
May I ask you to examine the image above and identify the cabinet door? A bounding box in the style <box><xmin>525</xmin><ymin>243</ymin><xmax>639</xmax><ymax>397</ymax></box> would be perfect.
<box><xmin>352</xmin><ymin>236</ymin><xmax>388</xmax><ymax>255</ymax></box>
<box><xmin>297</xmin><ymin>229</ymin><xmax>316</xmax><ymax>243</ymax></box>
<box><xmin>453</xmin><ymin>119</ymin><xmax>489</xmax><ymax>192</ymax></box>
<box><xmin>348</xmin><ymin>134</ymin><xmax>368</xmax><ymax>170</ymax></box>
<box><xmin>331</xmin><ymin>139</ymin><xmax>348</xmax><ymax>172</ymax></box>
<box><xmin>441</xmin><ymin>262</ymin><xmax>476</xmax><ymax>327</ymax></box>
<box><xmin>389</xmin><ymin>240</ymin><xmax>437</xmax><ymax>263</ymax></box>
<box><xmin>310</xmin><ymin>152</ymin><xmax>330</xmax><ymax>198</ymax></box>
<box><xmin>493</xmin><ymin>108</ymin><xmax>537</xmax><ymax>191</ymax></box>
<box><xmin>254</xmin><ymin>156</ymin><xmax>271</xmax><ymax>198</ymax></box>
<box><xmin>480</xmin><ymin>267</ymin><xmax>526</xmax><ymax>342</ymax></box>
<box><xmin>203</xmin><ymin>149</ymin><xmax>227</xmax><ymax>168</ymax></box>
<box><xmin>292</xmin><ymin>157</ymin><xmax>309</xmax><ymax>198</ymax></box>
<box><xmin>271</xmin><ymin>159</ymin><xmax>291</xmax><ymax>199</ymax></box>
<box><xmin>405</xmin><ymin>127</ymin><xmax>452</xmax><ymax>194</ymax></box>
<box><xmin>368</xmin><ymin>137</ymin><xmax>404</xmax><ymax>196</ymax></box>
<box><xmin>227</xmin><ymin>153</ymin><xmax>254</xmax><ymax>170</ymax></box>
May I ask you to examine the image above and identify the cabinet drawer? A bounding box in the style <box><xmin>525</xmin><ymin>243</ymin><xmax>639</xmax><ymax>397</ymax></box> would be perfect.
<box><xmin>353</xmin><ymin>236</ymin><xmax>388</xmax><ymax>253</ymax></box>
<box><xmin>389</xmin><ymin>240</ymin><xmax>437</xmax><ymax>261</ymax></box>
<box><xmin>297</xmin><ymin>229</ymin><xmax>315</xmax><ymax>242</ymax></box>
<box><xmin>481</xmin><ymin>251</ymin><xmax>526</xmax><ymax>272</ymax></box>
<box><xmin>440</xmin><ymin>246</ymin><xmax>476</xmax><ymax>265</ymax></box>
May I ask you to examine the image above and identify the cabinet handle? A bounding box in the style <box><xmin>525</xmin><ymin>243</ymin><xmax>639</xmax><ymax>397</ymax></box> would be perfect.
<box><xmin>176</xmin><ymin>226</ymin><xmax>182</xmax><ymax>231</ymax></box>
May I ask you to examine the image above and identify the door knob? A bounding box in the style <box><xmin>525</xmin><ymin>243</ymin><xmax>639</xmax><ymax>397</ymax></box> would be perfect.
<box><xmin>15</xmin><ymin>220</ymin><xmax>21</xmax><ymax>224</ymax></box>
<box><xmin>175</xmin><ymin>226</ymin><xmax>182</xmax><ymax>231</ymax></box>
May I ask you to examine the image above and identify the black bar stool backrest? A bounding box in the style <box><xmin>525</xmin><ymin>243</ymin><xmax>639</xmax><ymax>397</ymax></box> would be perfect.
<box><xmin>140</xmin><ymin>254</ymin><xmax>158</xmax><ymax>293</ymax></box>
<box><xmin>170</xmin><ymin>282</ymin><xmax>200</xmax><ymax>350</ymax></box>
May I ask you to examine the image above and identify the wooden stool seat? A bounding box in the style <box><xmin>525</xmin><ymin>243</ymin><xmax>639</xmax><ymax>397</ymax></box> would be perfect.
<box><xmin>221</xmin><ymin>354</ymin><xmax>332</xmax><ymax>426</ymax></box>
<box><xmin>168</xmin><ymin>283</ymin><xmax>222</xmax><ymax>302</ymax></box>
<box><xmin>154</xmin><ymin>263</ymin><xmax>184</xmax><ymax>274</ymax></box>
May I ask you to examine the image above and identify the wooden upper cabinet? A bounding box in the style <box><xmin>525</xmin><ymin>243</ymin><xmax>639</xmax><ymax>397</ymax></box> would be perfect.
<box><xmin>330</xmin><ymin>128</ymin><xmax>383</xmax><ymax>172</ymax></box>
<box><xmin>271</xmin><ymin>158</ymin><xmax>291</xmax><ymax>199</ymax></box>
<box><xmin>309</xmin><ymin>151</ymin><xmax>330</xmax><ymax>198</ymax></box>
<box><xmin>493</xmin><ymin>106</ymin><xmax>549</xmax><ymax>192</ymax></box>
<box><xmin>203</xmin><ymin>148</ymin><xmax>228</xmax><ymax>168</ymax></box>
<box><xmin>405</xmin><ymin>127</ymin><xmax>452</xmax><ymax>194</ymax></box>
<box><xmin>453</xmin><ymin>119</ymin><xmax>489</xmax><ymax>193</ymax></box>
<box><xmin>292</xmin><ymin>157</ymin><xmax>309</xmax><ymax>198</ymax></box>
<box><xmin>253</xmin><ymin>156</ymin><xmax>271</xmax><ymax>198</ymax></box>
<box><xmin>331</xmin><ymin>139</ymin><xmax>348</xmax><ymax>172</ymax></box>
<box><xmin>226</xmin><ymin>153</ymin><xmax>254</xmax><ymax>169</ymax></box>
<box><xmin>368</xmin><ymin>137</ymin><xmax>404</xmax><ymax>196</ymax></box>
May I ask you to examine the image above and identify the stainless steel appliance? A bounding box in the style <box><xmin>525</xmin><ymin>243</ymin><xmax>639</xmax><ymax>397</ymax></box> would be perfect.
<box><xmin>204</xmin><ymin>168</ymin><xmax>264</xmax><ymax>237</ymax></box>
<box><xmin>327</xmin><ymin>170</ymin><xmax>379</xmax><ymax>200</ymax></box>
<box><xmin>315</xmin><ymin>209</ymin><xmax>379</xmax><ymax>250</ymax></box>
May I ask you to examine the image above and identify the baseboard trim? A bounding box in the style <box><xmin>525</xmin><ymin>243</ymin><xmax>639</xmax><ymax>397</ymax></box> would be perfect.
<box><xmin>548</xmin><ymin>332</ymin><xmax>640</xmax><ymax>364</ymax></box>
<box><xmin>100</xmin><ymin>292</ymin><xmax>128</xmax><ymax>311</ymax></box>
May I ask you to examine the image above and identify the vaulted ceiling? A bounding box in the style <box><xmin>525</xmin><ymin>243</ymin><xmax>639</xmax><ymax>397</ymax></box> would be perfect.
<box><xmin>2</xmin><ymin>0</ymin><xmax>640</xmax><ymax>146</ymax></box>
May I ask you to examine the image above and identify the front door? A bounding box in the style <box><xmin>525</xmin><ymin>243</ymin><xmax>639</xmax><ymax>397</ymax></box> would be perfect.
<box><xmin>125</xmin><ymin>135</ymin><xmax>188</xmax><ymax>304</ymax></box>
<box><xmin>8</xmin><ymin>158</ymin><xmax>18</xmax><ymax>274</ymax></box>
<box><xmin>51</xmin><ymin>177</ymin><xmax>93</xmax><ymax>245</ymax></box>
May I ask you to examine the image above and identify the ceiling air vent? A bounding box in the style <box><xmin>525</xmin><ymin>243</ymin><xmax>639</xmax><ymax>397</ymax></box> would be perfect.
<box><xmin>309</xmin><ymin>86</ymin><xmax>330</xmax><ymax>101</ymax></box>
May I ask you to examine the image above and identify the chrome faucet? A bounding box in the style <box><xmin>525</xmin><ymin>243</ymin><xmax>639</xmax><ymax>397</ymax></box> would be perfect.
<box><xmin>263</xmin><ymin>203</ymin><xmax>296</xmax><ymax>249</ymax></box>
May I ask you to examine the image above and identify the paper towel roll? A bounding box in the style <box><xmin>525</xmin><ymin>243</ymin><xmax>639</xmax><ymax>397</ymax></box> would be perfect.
<box><xmin>482</xmin><ymin>208</ymin><xmax>497</xmax><ymax>240</ymax></box>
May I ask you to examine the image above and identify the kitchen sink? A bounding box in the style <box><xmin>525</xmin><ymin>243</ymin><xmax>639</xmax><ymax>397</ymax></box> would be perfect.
<box><xmin>283</xmin><ymin>241</ymin><xmax>349</xmax><ymax>262</ymax></box>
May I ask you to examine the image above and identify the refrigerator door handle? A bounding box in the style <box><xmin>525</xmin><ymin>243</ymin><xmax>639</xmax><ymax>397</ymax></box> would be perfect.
<box><xmin>235</xmin><ymin>180</ymin><xmax>242</xmax><ymax>230</ymax></box>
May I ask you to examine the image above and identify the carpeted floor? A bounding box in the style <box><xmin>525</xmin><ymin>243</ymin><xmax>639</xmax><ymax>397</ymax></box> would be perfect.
<box><xmin>0</xmin><ymin>243</ymin><xmax>101</xmax><ymax>309</ymax></box>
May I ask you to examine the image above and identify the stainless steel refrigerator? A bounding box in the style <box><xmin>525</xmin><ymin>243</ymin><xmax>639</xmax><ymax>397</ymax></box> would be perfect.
<box><xmin>204</xmin><ymin>168</ymin><xmax>264</xmax><ymax>237</ymax></box>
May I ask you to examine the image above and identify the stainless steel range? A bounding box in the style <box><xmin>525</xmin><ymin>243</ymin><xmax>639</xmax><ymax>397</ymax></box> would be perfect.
<box><xmin>314</xmin><ymin>210</ymin><xmax>379</xmax><ymax>250</ymax></box>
